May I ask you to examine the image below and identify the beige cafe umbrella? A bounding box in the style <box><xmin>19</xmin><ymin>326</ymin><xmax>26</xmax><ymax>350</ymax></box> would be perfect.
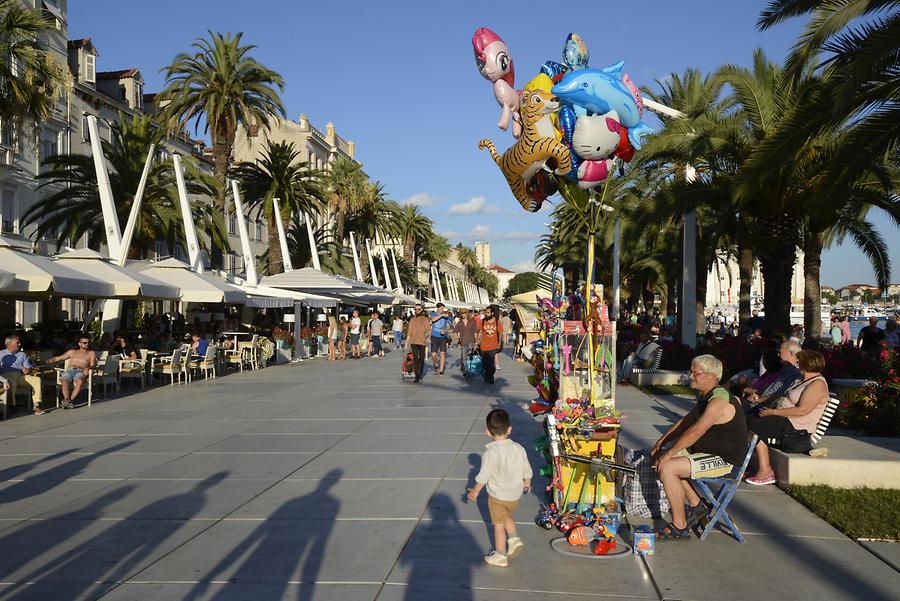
<box><xmin>130</xmin><ymin>258</ymin><xmax>247</xmax><ymax>304</ymax></box>
<box><xmin>53</xmin><ymin>249</ymin><xmax>181</xmax><ymax>299</ymax></box>
<box><xmin>0</xmin><ymin>235</ymin><xmax>116</xmax><ymax>298</ymax></box>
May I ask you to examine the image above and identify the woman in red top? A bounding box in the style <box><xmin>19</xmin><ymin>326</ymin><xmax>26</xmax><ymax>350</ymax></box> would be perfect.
<box><xmin>477</xmin><ymin>306</ymin><xmax>503</xmax><ymax>384</ymax></box>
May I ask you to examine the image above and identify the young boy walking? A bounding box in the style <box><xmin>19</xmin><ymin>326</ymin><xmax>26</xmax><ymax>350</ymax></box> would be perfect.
<box><xmin>467</xmin><ymin>409</ymin><xmax>532</xmax><ymax>567</ymax></box>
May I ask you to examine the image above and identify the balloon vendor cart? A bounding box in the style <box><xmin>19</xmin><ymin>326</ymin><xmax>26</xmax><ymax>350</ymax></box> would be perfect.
<box><xmin>471</xmin><ymin>28</ymin><xmax>680</xmax><ymax>555</ymax></box>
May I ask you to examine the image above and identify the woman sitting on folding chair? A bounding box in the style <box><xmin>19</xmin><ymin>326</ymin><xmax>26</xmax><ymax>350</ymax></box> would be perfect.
<box><xmin>745</xmin><ymin>350</ymin><xmax>829</xmax><ymax>486</ymax></box>
<box><xmin>651</xmin><ymin>354</ymin><xmax>749</xmax><ymax>540</ymax></box>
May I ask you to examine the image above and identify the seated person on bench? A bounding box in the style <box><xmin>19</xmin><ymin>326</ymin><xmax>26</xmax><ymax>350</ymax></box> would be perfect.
<box><xmin>651</xmin><ymin>354</ymin><xmax>749</xmax><ymax>539</ymax></box>
<box><xmin>744</xmin><ymin>340</ymin><xmax>801</xmax><ymax>412</ymax></box>
<box><xmin>621</xmin><ymin>330</ymin><xmax>660</xmax><ymax>383</ymax></box>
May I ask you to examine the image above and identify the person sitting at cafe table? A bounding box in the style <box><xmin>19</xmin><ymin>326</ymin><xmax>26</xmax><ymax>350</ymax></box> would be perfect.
<box><xmin>0</xmin><ymin>335</ymin><xmax>47</xmax><ymax>414</ymax></box>
<box><xmin>114</xmin><ymin>334</ymin><xmax>138</xmax><ymax>360</ymax></box>
<box><xmin>47</xmin><ymin>334</ymin><xmax>97</xmax><ymax>409</ymax></box>
<box><xmin>190</xmin><ymin>332</ymin><xmax>209</xmax><ymax>362</ymax></box>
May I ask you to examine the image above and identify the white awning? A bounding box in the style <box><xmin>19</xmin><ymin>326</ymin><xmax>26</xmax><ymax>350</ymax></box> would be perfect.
<box><xmin>261</xmin><ymin>268</ymin><xmax>355</xmax><ymax>293</ymax></box>
<box><xmin>129</xmin><ymin>258</ymin><xmax>247</xmax><ymax>304</ymax></box>
<box><xmin>0</xmin><ymin>238</ymin><xmax>116</xmax><ymax>298</ymax></box>
<box><xmin>54</xmin><ymin>249</ymin><xmax>180</xmax><ymax>300</ymax></box>
<box><xmin>236</xmin><ymin>284</ymin><xmax>338</xmax><ymax>309</ymax></box>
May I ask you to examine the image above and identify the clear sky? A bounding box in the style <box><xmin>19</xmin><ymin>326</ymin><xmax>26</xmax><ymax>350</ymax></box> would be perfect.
<box><xmin>69</xmin><ymin>0</ymin><xmax>898</xmax><ymax>287</ymax></box>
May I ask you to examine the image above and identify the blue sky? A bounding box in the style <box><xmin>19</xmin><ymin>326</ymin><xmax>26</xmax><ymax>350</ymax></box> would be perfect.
<box><xmin>70</xmin><ymin>0</ymin><xmax>898</xmax><ymax>287</ymax></box>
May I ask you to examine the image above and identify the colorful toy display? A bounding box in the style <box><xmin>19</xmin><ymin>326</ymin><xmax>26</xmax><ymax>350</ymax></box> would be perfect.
<box><xmin>479</xmin><ymin>89</ymin><xmax>573</xmax><ymax>212</ymax></box>
<box><xmin>472</xmin><ymin>30</ymin><xmax>654</xmax><ymax>207</ymax></box>
<box><xmin>472</xmin><ymin>28</ymin><xmax>522</xmax><ymax>138</ymax></box>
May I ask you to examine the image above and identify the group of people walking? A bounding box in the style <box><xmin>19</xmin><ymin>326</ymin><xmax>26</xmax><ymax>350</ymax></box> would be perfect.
<box><xmin>404</xmin><ymin>302</ymin><xmax>507</xmax><ymax>384</ymax></box>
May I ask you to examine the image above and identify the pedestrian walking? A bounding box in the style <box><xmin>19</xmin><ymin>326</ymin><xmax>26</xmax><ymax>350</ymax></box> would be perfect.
<box><xmin>476</xmin><ymin>306</ymin><xmax>502</xmax><ymax>384</ymax></box>
<box><xmin>405</xmin><ymin>303</ymin><xmax>431</xmax><ymax>383</ymax></box>
<box><xmin>368</xmin><ymin>311</ymin><xmax>385</xmax><ymax>357</ymax></box>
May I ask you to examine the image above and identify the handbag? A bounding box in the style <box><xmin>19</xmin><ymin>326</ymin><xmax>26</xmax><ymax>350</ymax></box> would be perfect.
<box><xmin>779</xmin><ymin>429</ymin><xmax>812</xmax><ymax>454</ymax></box>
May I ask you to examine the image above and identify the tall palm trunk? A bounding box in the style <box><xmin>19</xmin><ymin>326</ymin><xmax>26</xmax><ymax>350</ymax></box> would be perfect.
<box><xmin>210</xmin><ymin>121</ymin><xmax>235</xmax><ymax>269</ymax></box>
<box><xmin>334</xmin><ymin>207</ymin><xmax>347</xmax><ymax>252</ymax></box>
<box><xmin>266</xmin><ymin>205</ymin><xmax>284</xmax><ymax>275</ymax></box>
<box><xmin>803</xmin><ymin>231</ymin><xmax>824</xmax><ymax>340</ymax></box>
<box><xmin>403</xmin><ymin>235</ymin><xmax>415</xmax><ymax>263</ymax></box>
<box><xmin>757</xmin><ymin>216</ymin><xmax>800</xmax><ymax>335</ymax></box>
<box><xmin>738</xmin><ymin>243</ymin><xmax>754</xmax><ymax>328</ymax></box>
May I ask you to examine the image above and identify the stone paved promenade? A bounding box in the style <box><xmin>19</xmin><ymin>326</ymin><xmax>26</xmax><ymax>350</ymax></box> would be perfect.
<box><xmin>0</xmin><ymin>350</ymin><xmax>897</xmax><ymax>600</ymax></box>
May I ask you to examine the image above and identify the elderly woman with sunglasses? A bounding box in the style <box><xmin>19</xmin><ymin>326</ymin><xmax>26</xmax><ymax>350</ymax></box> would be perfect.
<box><xmin>745</xmin><ymin>349</ymin><xmax>829</xmax><ymax>485</ymax></box>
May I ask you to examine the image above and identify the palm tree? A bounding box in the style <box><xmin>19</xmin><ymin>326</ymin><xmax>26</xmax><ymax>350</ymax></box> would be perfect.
<box><xmin>26</xmin><ymin>112</ymin><xmax>227</xmax><ymax>258</ymax></box>
<box><xmin>231</xmin><ymin>140</ymin><xmax>324</xmax><ymax>275</ymax></box>
<box><xmin>0</xmin><ymin>0</ymin><xmax>64</xmax><ymax>140</ymax></box>
<box><xmin>160</xmin><ymin>31</ymin><xmax>285</xmax><ymax>218</ymax></box>
<box><xmin>344</xmin><ymin>182</ymin><xmax>399</xmax><ymax>283</ymax></box>
<box><xmin>324</xmin><ymin>156</ymin><xmax>366</xmax><ymax>248</ymax></box>
<box><xmin>756</xmin><ymin>1</ymin><xmax>899</xmax><ymax>183</ymax></box>
<box><xmin>397</xmin><ymin>204</ymin><xmax>433</xmax><ymax>263</ymax></box>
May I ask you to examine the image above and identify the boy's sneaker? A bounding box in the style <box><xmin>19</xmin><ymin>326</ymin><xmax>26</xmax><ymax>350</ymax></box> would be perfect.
<box><xmin>483</xmin><ymin>550</ymin><xmax>508</xmax><ymax>567</ymax></box>
<box><xmin>507</xmin><ymin>536</ymin><xmax>524</xmax><ymax>558</ymax></box>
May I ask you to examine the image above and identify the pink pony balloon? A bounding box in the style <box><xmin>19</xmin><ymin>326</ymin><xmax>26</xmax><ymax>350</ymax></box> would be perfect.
<box><xmin>472</xmin><ymin>27</ymin><xmax>522</xmax><ymax>138</ymax></box>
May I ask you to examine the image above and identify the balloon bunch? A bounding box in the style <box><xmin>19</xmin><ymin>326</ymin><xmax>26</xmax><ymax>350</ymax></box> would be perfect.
<box><xmin>472</xmin><ymin>30</ymin><xmax>653</xmax><ymax>212</ymax></box>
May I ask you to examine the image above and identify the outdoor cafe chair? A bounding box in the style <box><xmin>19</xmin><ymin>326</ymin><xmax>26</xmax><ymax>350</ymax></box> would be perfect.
<box><xmin>92</xmin><ymin>355</ymin><xmax>120</xmax><ymax>399</ymax></box>
<box><xmin>55</xmin><ymin>359</ymin><xmax>94</xmax><ymax>407</ymax></box>
<box><xmin>152</xmin><ymin>348</ymin><xmax>183</xmax><ymax>386</ymax></box>
<box><xmin>194</xmin><ymin>344</ymin><xmax>217</xmax><ymax>380</ymax></box>
<box><xmin>118</xmin><ymin>350</ymin><xmax>146</xmax><ymax>391</ymax></box>
<box><xmin>691</xmin><ymin>433</ymin><xmax>759</xmax><ymax>543</ymax></box>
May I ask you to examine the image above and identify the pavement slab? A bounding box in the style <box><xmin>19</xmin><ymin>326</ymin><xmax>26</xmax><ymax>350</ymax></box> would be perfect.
<box><xmin>0</xmin><ymin>349</ymin><xmax>896</xmax><ymax>601</ymax></box>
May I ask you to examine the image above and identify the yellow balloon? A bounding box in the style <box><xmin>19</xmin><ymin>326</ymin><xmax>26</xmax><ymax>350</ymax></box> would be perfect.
<box><xmin>524</xmin><ymin>73</ymin><xmax>561</xmax><ymax>141</ymax></box>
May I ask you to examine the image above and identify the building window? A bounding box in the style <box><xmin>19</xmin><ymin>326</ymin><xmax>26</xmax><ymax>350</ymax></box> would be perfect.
<box><xmin>81</xmin><ymin>114</ymin><xmax>90</xmax><ymax>142</ymax></box>
<box><xmin>136</xmin><ymin>83</ymin><xmax>143</xmax><ymax>110</ymax></box>
<box><xmin>40</xmin><ymin>135</ymin><xmax>58</xmax><ymax>163</ymax></box>
<box><xmin>2</xmin><ymin>189</ymin><xmax>17</xmax><ymax>234</ymax></box>
<box><xmin>0</xmin><ymin>120</ymin><xmax>14</xmax><ymax>148</ymax></box>
<box><xmin>84</xmin><ymin>53</ymin><xmax>96</xmax><ymax>83</ymax></box>
<box><xmin>228</xmin><ymin>212</ymin><xmax>237</xmax><ymax>235</ymax></box>
<box><xmin>256</xmin><ymin>220</ymin><xmax>264</xmax><ymax>241</ymax></box>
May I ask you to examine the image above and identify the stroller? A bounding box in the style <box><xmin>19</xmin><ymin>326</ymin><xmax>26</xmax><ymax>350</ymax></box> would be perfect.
<box><xmin>401</xmin><ymin>351</ymin><xmax>416</xmax><ymax>379</ymax></box>
<box><xmin>462</xmin><ymin>348</ymin><xmax>483</xmax><ymax>381</ymax></box>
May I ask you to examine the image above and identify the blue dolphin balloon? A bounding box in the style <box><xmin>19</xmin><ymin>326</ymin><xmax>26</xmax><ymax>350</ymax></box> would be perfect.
<box><xmin>551</xmin><ymin>61</ymin><xmax>643</xmax><ymax>128</ymax></box>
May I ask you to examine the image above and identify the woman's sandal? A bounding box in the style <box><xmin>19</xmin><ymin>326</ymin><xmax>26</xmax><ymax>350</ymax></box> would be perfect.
<box><xmin>654</xmin><ymin>522</ymin><xmax>692</xmax><ymax>540</ymax></box>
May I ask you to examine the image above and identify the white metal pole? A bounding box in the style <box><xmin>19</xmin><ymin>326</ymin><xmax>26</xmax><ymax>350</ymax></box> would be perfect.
<box><xmin>682</xmin><ymin>164</ymin><xmax>698</xmax><ymax>347</ymax></box>
<box><xmin>304</xmin><ymin>213</ymin><xmax>321</xmax><ymax>271</ymax></box>
<box><xmin>172</xmin><ymin>153</ymin><xmax>202</xmax><ymax>273</ymax></box>
<box><xmin>390</xmin><ymin>247</ymin><xmax>402</xmax><ymax>292</ymax></box>
<box><xmin>365</xmin><ymin>239</ymin><xmax>379</xmax><ymax>287</ymax></box>
<box><xmin>612</xmin><ymin>217</ymin><xmax>621</xmax><ymax>319</ymax></box>
<box><xmin>230</xmin><ymin>179</ymin><xmax>258</xmax><ymax>286</ymax></box>
<box><xmin>642</xmin><ymin>97</ymin><xmax>686</xmax><ymax>119</ymax></box>
<box><xmin>376</xmin><ymin>232</ymin><xmax>392</xmax><ymax>290</ymax></box>
<box><xmin>118</xmin><ymin>144</ymin><xmax>155</xmax><ymax>266</ymax></box>
<box><xmin>349</xmin><ymin>232</ymin><xmax>363</xmax><ymax>281</ymax></box>
<box><xmin>86</xmin><ymin>115</ymin><xmax>122</xmax><ymax>260</ymax></box>
<box><xmin>272</xmin><ymin>198</ymin><xmax>292</xmax><ymax>272</ymax></box>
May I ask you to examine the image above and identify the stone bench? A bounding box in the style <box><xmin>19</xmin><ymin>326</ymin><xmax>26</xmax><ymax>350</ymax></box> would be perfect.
<box><xmin>770</xmin><ymin>434</ymin><xmax>900</xmax><ymax>490</ymax></box>
<box><xmin>630</xmin><ymin>369</ymin><xmax>690</xmax><ymax>387</ymax></box>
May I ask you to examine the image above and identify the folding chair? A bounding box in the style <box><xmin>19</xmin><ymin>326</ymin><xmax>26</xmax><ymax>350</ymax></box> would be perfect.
<box><xmin>691</xmin><ymin>433</ymin><xmax>758</xmax><ymax>543</ymax></box>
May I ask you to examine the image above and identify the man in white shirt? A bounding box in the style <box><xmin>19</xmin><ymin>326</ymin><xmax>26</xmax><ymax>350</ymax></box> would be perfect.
<box><xmin>349</xmin><ymin>309</ymin><xmax>362</xmax><ymax>359</ymax></box>
<box><xmin>621</xmin><ymin>330</ymin><xmax>661</xmax><ymax>383</ymax></box>
<box><xmin>368</xmin><ymin>311</ymin><xmax>385</xmax><ymax>357</ymax></box>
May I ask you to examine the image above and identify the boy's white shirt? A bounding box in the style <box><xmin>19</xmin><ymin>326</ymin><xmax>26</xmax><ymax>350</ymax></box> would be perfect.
<box><xmin>475</xmin><ymin>438</ymin><xmax>533</xmax><ymax>502</ymax></box>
